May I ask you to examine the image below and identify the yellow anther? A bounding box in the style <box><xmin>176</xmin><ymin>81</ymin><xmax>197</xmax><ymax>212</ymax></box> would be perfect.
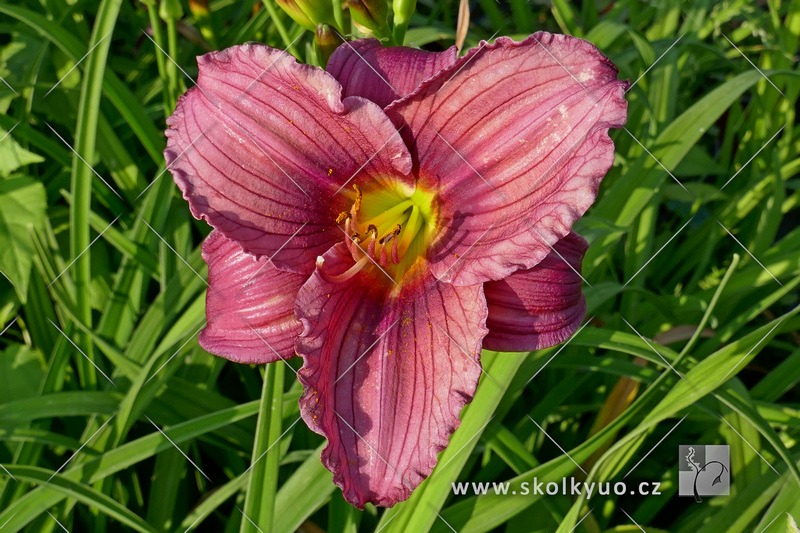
<box><xmin>352</xmin><ymin>184</ymin><xmax>362</xmax><ymax>213</ymax></box>
<box><xmin>335</xmin><ymin>211</ymin><xmax>350</xmax><ymax>224</ymax></box>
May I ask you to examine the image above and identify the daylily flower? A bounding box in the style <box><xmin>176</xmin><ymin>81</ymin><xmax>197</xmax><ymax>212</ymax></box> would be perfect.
<box><xmin>165</xmin><ymin>33</ymin><xmax>627</xmax><ymax>508</ymax></box>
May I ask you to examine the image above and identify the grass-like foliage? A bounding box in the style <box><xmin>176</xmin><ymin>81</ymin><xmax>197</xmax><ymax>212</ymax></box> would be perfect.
<box><xmin>1</xmin><ymin>0</ymin><xmax>799</xmax><ymax>531</ymax></box>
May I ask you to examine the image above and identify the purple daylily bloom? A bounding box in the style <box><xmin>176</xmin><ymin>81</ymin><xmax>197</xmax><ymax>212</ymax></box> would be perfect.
<box><xmin>165</xmin><ymin>33</ymin><xmax>627</xmax><ymax>508</ymax></box>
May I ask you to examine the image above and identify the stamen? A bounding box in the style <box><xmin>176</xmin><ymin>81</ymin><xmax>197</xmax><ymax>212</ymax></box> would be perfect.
<box><xmin>367</xmin><ymin>231</ymin><xmax>377</xmax><ymax>257</ymax></box>
<box><xmin>391</xmin><ymin>234</ymin><xmax>399</xmax><ymax>264</ymax></box>
<box><xmin>320</xmin><ymin>255</ymin><xmax>370</xmax><ymax>284</ymax></box>
<box><xmin>335</xmin><ymin>211</ymin><xmax>349</xmax><ymax>224</ymax></box>
<box><xmin>352</xmin><ymin>184</ymin><xmax>362</xmax><ymax>213</ymax></box>
<box><xmin>379</xmin><ymin>224</ymin><xmax>402</xmax><ymax>245</ymax></box>
<box><xmin>379</xmin><ymin>243</ymin><xmax>388</xmax><ymax>266</ymax></box>
<box><xmin>344</xmin><ymin>218</ymin><xmax>355</xmax><ymax>254</ymax></box>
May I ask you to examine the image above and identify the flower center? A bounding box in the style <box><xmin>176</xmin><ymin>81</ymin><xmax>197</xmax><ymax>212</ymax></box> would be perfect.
<box><xmin>326</xmin><ymin>182</ymin><xmax>438</xmax><ymax>284</ymax></box>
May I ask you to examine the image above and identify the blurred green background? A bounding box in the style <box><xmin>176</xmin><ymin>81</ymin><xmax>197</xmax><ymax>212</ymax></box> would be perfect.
<box><xmin>1</xmin><ymin>0</ymin><xmax>799</xmax><ymax>531</ymax></box>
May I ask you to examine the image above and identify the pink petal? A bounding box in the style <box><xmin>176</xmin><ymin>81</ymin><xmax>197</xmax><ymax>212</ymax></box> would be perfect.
<box><xmin>199</xmin><ymin>230</ymin><xmax>306</xmax><ymax>363</ymax></box>
<box><xmin>296</xmin><ymin>244</ymin><xmax>487</xmax><ymax>507</ymax></box>
<box><xmin>326</xmin><ymin>38</ymin><xmax>457</xmax><ymax>108</ymax></box>
<box><xmin>386</xmin><ymin>33</ymin><xmax>628</xmax><ymax>285</ymax></box>
<box><xmin>165</xmin><ymin>44</ymin><xmax>412</xmax><ymax>274</ymax></box>
<box><xmin>483</xmin><ymin>232</ymin><xmax>588</xmax><ymax>352</ymax></box>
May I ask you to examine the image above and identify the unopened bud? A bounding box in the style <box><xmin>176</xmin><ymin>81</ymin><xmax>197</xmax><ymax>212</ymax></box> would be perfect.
<box><xmin>276</xmin><ymin>0</ymin><xmax>337</xmax><ymax>32</ymax></box>
<box><xmin>391</xmin><ymin>0</ymin><xmax>416</xmax><ymax>44</ymax></box>
<box><xmin>348</xmin><ymin>0</ymin><xmax>389</xmax><ymax>39</ymax></box>
<box><xmin>188</xmin><ymin>0</ymin><xmax>210</xmax><ymax>16</ymax></box>
<box><xmin>159</xmin><ymin>0</ymin><xmax>184</xmax><ymax>20</ymax></box>
<box><xmin>315</xmin><ymin>23</ymin><xmax>342</xmax><ymax>67</ymax></box>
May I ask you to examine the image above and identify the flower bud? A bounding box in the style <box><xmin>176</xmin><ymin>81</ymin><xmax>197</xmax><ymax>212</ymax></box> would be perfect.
<box><xmin>348</xmin><ymin>0</ymin><xmax>389</xmax><ymax>40</ymax></box>
<box><xmin>159</xmin><ymin>0</ymin><xmax>184</xmax><ymax>20</ymax></box>
<box><xmin>275</xmin><ymin>0</ymin><xmax>337</xmax><ymax>32</ymax></box>
<box><xmin>188</xmin><ymin>0</ymin><xmax>210</xmax><ymax>17</ymax></box>
<box><xmin>315</xmin><ymin>23</ymin><xmax>342</xmax><ymax>67</ymax></box>
<box><xmin>391</xmin><ymin>0</ymin><xmax>416</xmax><ymax>44</ymax></box>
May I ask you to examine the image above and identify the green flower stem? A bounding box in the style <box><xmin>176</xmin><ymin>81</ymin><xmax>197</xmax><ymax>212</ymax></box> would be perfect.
<box><xmin>70</xmin><ymin>0</ymin><xmax>123</xmax><ymax>389</ymax></box>
<box><xmin>241</xmin><ymin>362</ymin><xmax>285</xmax><ymax>532</ymax></box>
